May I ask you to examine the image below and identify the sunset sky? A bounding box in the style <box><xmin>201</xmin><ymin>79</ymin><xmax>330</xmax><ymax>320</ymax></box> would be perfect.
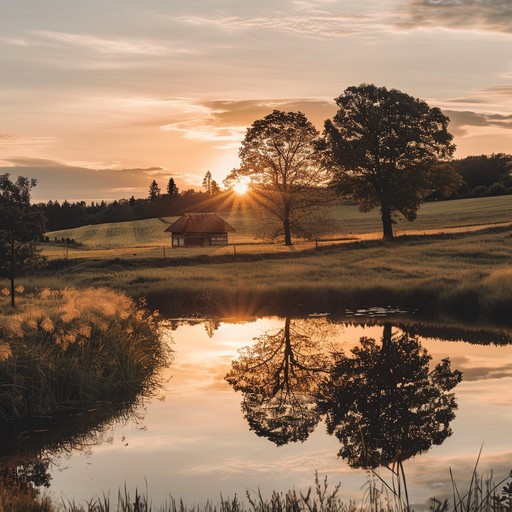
<box><xmin>1</xmin><ymin>0</ymin><xmax>512</xmax><ymax>202</ymax></box>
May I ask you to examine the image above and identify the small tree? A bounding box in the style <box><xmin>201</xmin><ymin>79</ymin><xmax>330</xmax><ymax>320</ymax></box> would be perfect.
<box><xmin>0</xmin><ymin>174</ymin><xmax>46</xmax><ymax>307</ymax></box>
<box><xmin>148</xmin><ymin>180</ymin><xmax>161</xmax><ymax>202</ymax></box>
<box><xmin>324</xmin><ymin>84</ymin><xmax>460</xmax><ymax>239</ymax></box>
<box><xmin>202</xmin><ymin>170</ymin><xmax>220</xmax><ymax>195</ymax></box>
<box><xmin>226</xmin><ymin>110</ymin><xmax>331</xmax><ymax>245</ymax></box>
<box><xmin>166</xmin><ymin>177</ymin><xmax>179</xmax><ymax>197</ymax></box>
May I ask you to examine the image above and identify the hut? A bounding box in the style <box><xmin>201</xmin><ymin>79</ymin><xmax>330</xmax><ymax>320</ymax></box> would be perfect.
<box><xmin>164</xmin><ymin>213</ymin><xmax>235</xmax><ymax>248</ymax></box>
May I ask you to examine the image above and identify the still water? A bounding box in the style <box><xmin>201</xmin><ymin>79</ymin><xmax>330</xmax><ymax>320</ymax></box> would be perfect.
<box><xmin>22</xmin><ymin>316</ymin><xmax>512</xmax><ymax>506</ymax></box>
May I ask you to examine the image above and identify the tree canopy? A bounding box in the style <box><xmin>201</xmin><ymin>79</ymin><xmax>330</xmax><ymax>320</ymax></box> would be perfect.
<box><xmin>324</xmin><ymin>84</ymin><xmax>460</xmax><ymax>239</ymax></box>
<box><xmin>0</xmin><ymin>174</ymin><xmax>46</xmax><ymax>307</ymax></box>
<box><xmin>226</xmin><ymin>110</ymin><xmax>331</xmax><ymax>245</ymax></box>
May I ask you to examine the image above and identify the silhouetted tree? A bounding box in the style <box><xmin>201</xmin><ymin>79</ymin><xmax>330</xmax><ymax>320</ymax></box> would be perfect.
<box><xmin>166</xmin><ymin>177</ymin><xmax>179</xmax><ymax>197</ymax></box>
<box><xmin>148</xmin><ymin>180</ymin><xmax>161</xmax><ymax>202</ymax></box>
<box><xmin>225</xmin><ymin>110</ymin><xmax>331</xmax><ymax>245</ymax></box>
<box><xmin>226</xmin><ymin>318</ymin><xmax>331</xmax><ymax>445</ymax></box>
<box><xmin>324</xmin><ymin>84</ymin><xmax>460</xmax><ymax>239</ymax></box>
<box><xmin>202</xmin><ymin>171</ymin><xmax>220</xmax><ymax>195</ymax></box>
<box><xmin>452</xmin><ymin>153</ymin><xmax>512</xmax><ymax>190</ymax></box>
<box><xmin>317</xmin><ymin>324</ymin><xmax>462</xmax><ymax>468</ymax></box>
<box><xmin>0</xmin><ymin>174</ymin><xmax>46</xmax><ymax>307</ymax></box>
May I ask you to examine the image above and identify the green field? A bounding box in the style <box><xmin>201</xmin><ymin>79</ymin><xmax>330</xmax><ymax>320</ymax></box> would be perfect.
<box><xmin>42</xmin><ymin>195</ymin><xmax>512</xmax><ymax>260</ymax></box>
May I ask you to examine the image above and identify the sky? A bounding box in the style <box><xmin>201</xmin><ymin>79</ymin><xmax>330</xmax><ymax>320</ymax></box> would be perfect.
<box><xmin>1</xmin><ymin>0</ymin><xmax>512</xmax><ymax>202</ymax></box>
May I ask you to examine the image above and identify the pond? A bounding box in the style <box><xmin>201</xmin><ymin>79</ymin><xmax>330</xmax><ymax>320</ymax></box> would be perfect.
<box><xmin>5</xmin><ymin>314</ymin><xmax>512</xmax><ymax>508</ymax></box>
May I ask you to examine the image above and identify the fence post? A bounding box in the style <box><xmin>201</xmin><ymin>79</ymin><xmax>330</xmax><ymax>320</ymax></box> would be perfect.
<box><xmin>163</xmin><ymin>246</ymin><xmax>166</xmax><ymax>259</ymax></box>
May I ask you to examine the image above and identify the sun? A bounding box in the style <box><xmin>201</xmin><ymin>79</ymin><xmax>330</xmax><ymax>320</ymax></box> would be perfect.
<box><xmin>233</xmin><ymin>179</ymin><xmax>250</xmax><ymax>195</ymax></box>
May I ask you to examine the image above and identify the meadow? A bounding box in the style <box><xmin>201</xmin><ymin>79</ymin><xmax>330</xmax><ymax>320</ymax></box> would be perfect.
<box><xmin>28</xmin><ymin>195</ymin><xmax>512</xmax><ymax>324</ymax></box>
<box><xmin>41</xmin><ymin>195</ymin><xmax>512</xmax><ymax>260</ymax></box>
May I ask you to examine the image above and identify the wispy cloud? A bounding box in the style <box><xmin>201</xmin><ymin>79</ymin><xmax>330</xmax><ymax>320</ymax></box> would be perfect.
<box><xmin>160</xmin><ymin>98</ymin><xmax>335</xmax><ymax>150</ymax></box>
<box><xmin>178</xmin><ymin>12</ymin><xmax>387</xmax><ymax>40</ymax></box>
<box><xmin>444</xmin><ymin>109</ymin><xmax>512</xmax><ymax>136</ymax></box>
<box><xmin>30</xmin><ymin>30</ymin><xmax>170</xmax><ymax>55</ymax></box>
<box><xmin>0</xmin><ymin>37</ymin><xmax>30</xmax><ymax>47</ymax></box>
<box><xmin>161</xmin><ymin>122</ymin><xmax>246</xmax><ymax>150</ymax></box>
<box><xmin>0</xmin><ymin>134</ymin><xmax>57</xmax><ymax>161</ymax></box>
<box><xmin>399</xmin><ymin>0</ymin><xmax>512</xmax><ymax>35</ymax></box>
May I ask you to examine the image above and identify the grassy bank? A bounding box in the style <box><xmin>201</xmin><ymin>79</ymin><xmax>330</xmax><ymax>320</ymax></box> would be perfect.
<box><xmin>18</xmin><ymin>224</ymin><xmax>512</xmax><ymax>325</ymax></box>
<box><xmin>0</xmin><ymin>288</ymin><xmax>170</xmax><ymax>422</ymax></box>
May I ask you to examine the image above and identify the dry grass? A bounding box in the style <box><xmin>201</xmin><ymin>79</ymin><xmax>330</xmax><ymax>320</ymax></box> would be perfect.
<box><xmin>0</xmin><ymin>288</ymin><xmax>170</xmax><ymax>422</ymax></box>
<box><xmin>17</xmin><ymin>224</ymin><xmax>512</xmax><ymax>324</ymax></box>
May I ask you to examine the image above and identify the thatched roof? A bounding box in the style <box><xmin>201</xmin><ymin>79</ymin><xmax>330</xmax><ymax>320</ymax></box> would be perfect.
<box><xmin>164</xmin><ymin>213</ymin><xmax>235</xmax><ymax>234</ymax></box>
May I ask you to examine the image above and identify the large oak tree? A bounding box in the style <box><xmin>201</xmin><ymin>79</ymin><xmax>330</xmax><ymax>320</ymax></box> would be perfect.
<box><xmin>226</xmin><ymin>110</ymin><xmax>331</xmax><ymax>245</ymax></box>
<box><xmin>324</xmin><ymin>84</ymin><xmax>460</xmax><ymax>239</ymax></box>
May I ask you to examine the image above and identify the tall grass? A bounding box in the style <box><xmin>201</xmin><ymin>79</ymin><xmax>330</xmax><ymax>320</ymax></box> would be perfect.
<box><xmin>0</xmin><ymin>287</ymin><xmax>171</xmax><ymax>422</ymax></box>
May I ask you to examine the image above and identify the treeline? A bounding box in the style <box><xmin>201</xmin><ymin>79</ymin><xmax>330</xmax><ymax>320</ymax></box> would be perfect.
<box><xmin>35</xmin><ymin>154</ymin><xmax>512</xmax><ymax>232</ymax></box>
<box><xmin>450</xmin><ymin>153</ymin><xmax>512</xmax><ymax>198</ymax></box>
<box><xmin>35</xmin><ymin>181</ymin><xmax>237</xmax><ymax>232</ymax></box>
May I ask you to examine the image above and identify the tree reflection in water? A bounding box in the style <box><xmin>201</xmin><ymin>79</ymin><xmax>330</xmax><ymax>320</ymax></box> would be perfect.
<box><xmin>227</xmin><ymin>319</ymin><xmax>462</xmax><ymax>469</ymax></box>
<box><xmin>319</xmin><ymin>323</ymin><xmax>462</xmax><ymax>468</ymax></box>
<box><xmin>0</xmin><ymin>384</ymin><xmax>156</xmax><ymax>497</ymax></box>
<box><xmin>226</xmin><ymin>317</ymin><xmax>332</xmax><ymax>445</ymax></box>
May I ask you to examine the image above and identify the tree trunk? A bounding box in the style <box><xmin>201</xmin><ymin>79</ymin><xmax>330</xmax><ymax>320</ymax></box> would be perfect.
<box><xmin>9</xmin><ymin>239</ymin><xmax>15</xmax><ymax>308</ymax></box>
<box><xmin>381</xmin><ymin>206</ymin><xmax>394</xmax><ymax>240</ymax></box>
<box><xmin>283</xmin><ymin>216</ymin><xmax>292</xmax><ymax>246</ymax></box>
<box><xmin>283</xmin><ymin>201</ymin><xmax>293</xmax><ymax>246</ymax></box>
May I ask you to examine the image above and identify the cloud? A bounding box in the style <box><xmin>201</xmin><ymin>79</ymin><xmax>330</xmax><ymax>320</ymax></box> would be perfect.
<box><xmin>458</xmin><ymin>363</ymin><xmax>512</xmax><ymax>381</ymax></box>
<box><xmin>0</xmin><ymin>134</ymin><xmax>57</xmax><ymax>158</ymax></box>
<box><xmin>444</xmin><ymin>109</ymin><xmax>512</xmax><ymax>136</ymax></box>
<box><xmin>0</xmin><ymin>158</ymin><xmax>180</xmax><ymax>202</ymax></box>
<box><xmin>161</xmin><ymin>122</ymin><xmax>246</xmax><ymax>150</ymax></box>
<box><xmin>400</xmin><ymin>0</ymin><xmax>512</xmax><ymax>35</ymax></box>
<box><xmin>160</xmin><ymin>98</ymin><xmax>336</xmax><ymax>150</ymax></box>
<box><xmin>178</xmin><ymin>12</ymin><xmax>387</xmax><ymax>40</ymax></box>
<box><xmin>0</xmin><ymin>37</ymin><xmax>30</xmax><ymax>47</ymax></box>
<box><xmin>30</xmin><ymin>30</ymin><xmax>170</xmax><ymax>56</ymax></box>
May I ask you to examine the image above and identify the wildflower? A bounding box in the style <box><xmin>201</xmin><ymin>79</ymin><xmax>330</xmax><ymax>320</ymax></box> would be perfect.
<box><xmin>14</xmin><ymin>285</ymin><xmax>25</xmax><ymax>294</ymax></box>
<box><xmin>1</xmin><ymin>288</ymin><xmax>9</xmax><ymax>297</ymax></box>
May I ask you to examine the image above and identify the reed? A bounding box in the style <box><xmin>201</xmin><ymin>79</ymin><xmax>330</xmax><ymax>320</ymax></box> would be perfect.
<box><xmin>0</xmin><ymin>288</ymin><xmax>171</xmax><ymax>422</ymax></box>
<box><xmin>4</xmin><ymin>465</ymin><xmax>510</xmax><ymax>512</ymax></box>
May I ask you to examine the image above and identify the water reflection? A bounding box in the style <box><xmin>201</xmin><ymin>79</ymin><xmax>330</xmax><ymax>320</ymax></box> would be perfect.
<box><xmin>0</xmin><ymin>384</ymin><xmax>157</xmax><ymax>497</ymax></box>
<box><xmin>226</xmin><ymin>317</ymin><xmax>332</xmax><ymax>445</ymax></box>
<box><xmin>318</xmin><ymin>323</ymin><xmax>462</xmax><ymax>468</ymax></box>
<box><xmin>227</xmin><ymin>319</ymin><xmax>462</xmax><ymax>469</ymax></box>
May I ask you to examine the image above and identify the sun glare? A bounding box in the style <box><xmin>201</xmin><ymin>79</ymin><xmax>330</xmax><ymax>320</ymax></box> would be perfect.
<box><xmin>233</xmin><ymin>179</ymin><xmax>249</xmax><ymax>195</ymax></box>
